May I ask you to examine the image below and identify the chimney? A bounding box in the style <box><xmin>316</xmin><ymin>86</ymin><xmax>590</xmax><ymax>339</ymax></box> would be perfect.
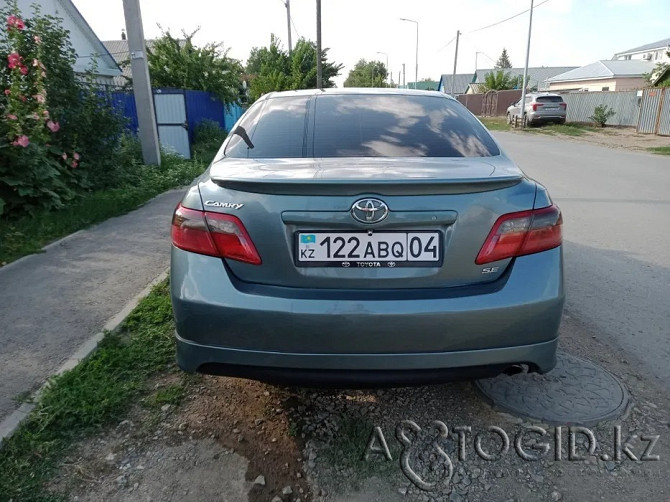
<box><xmin>121</xmin><ymin>29</ymin><xmax>126</xmax><ymax>41</ymax></box>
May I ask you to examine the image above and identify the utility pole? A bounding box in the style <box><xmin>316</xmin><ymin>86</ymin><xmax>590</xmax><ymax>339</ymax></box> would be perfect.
<box><xmin>122</xmin><ymin>0</ymin><xmax>160</xmax><ymax>165</ymax></box>
<box><xmin>450</xmin><ymin>30</ymin><xmax>460</xmax><ymax>96</ymax></box>
<box><xmin>397</xmin><ymin>70</ymin><xmax>401</xmax><ymax>88</ymax></box>
<box><xmin>519</xmin><ymin>0</ymin><xmax>534</xmax><ymax>128</ymax></box>
<box><xmin>285</xmin><ymin>0</ymin><xmax>293</xmax><ymax>56</ymax></box>
<box><xmin>400</xmin><ymin>18</ymin><xmax>418</xmax><ymax>89</ymax></box>
<box><xmin>316</xmin><ymin>0</ymin><xmax>323</xmax><ymax>89</ymax></box>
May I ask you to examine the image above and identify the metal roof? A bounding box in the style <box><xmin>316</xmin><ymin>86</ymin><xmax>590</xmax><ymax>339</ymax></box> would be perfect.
<box><xmin>613</xmin><ymin>37</ymin><xmax>670</xmax><ymax>57</ymax></box>
<box><xmin>103</xmin><ymin>39</ymin><xmax>162</xmax><ymax>87</ymax></box>
<box><xmin>546</xmin><ymin>60</ymin><xmax>655</xmax><ymax>82</ymax></box>
<box><xmin>438</xmin><ymin>67</ymin><xmax>577</xmax><ymax>94</ymax></box>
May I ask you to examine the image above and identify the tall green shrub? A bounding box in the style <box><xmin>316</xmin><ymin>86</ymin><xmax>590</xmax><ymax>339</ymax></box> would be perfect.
<box><xmin>0</xmin><ymin>1</ymin><xmax>125</xmax><ymax>217</ymax></box>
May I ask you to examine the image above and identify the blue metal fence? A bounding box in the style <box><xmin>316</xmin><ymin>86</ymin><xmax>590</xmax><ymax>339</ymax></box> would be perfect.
<box><xmin>108</xmin><ymin>88</ymin><xmax>245</xmax><ymax>142</ymax></box>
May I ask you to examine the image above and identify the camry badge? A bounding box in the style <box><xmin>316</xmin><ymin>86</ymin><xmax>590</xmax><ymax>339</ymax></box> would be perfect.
<box><xmin>204</xmin><ymin>201</ymin><xmax>244</xmax><ymax>210</ymax></box>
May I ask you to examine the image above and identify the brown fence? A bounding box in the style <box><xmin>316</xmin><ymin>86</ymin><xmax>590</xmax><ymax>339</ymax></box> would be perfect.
<box><xmin>457</xmin><ymin>89</ymin><xmax>522</xmax><ymax>116</ymax></box>
<box><xmin>638</xmin><ymin>88</ymin><xmax>670</xmax><ymax>136</ymax></box>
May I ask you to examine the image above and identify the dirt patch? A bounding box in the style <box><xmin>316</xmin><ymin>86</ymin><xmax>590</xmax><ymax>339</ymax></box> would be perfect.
<box><xmin>49</xmin><ymin>375</ymin><xmax>313</xmax><ymax>502</ymax></box>
<box><xmin>565</xmin><ymin>127</ymin><xmax>670</xmax><ymax>151</ymax></box>
<box><xmin>47</xmin><ymin>312</ymin><xmax>670</xmax><ymax>502</ymax></box>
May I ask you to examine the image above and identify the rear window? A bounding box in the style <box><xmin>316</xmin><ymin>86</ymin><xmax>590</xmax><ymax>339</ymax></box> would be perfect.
<box><xmin>225</xmin><ymin>94</ymin><xmax>499</xmax><ymax>158</ymax></box>
<box><xmin>536</xmin><ymin>96</ymin><xmax>564</xmax><ymax>103</ymax></box>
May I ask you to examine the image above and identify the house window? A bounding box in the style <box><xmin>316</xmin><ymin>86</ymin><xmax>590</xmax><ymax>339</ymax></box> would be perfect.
<box><xmin>601</xmin><ymin>86</ymin><xmax>610</xmax><ymax>91</ymax></box>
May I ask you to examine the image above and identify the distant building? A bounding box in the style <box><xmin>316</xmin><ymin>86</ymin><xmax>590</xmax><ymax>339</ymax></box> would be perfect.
<box><xmin>15</xmin><ymin>0</ymin><xmax>120</xmax><ymax>85</ymax></box>
<box><xmin>546</xmin><ymin>60</ymin><xmax>655</xmax><ymax>92</ymax></box>
<box><xmin>437</xmin><ymin>67</ymin><xmax>577</xmax><ymax>95</ymax></box>
<box><xmin>613</xmin><ymin>37</ymin><xmax>670</xmax><ymax>63</ymax></box>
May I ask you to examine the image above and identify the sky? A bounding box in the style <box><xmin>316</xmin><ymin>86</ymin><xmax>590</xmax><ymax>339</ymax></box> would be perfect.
<box><xmin>71</xmin><ymin>0</ymin><xmax>670</xmax><ymax>87</ymax></box>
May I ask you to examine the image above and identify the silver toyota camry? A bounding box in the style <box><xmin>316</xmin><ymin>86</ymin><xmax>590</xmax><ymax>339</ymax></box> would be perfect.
<box><xmin>170</xmin><ymin>88</ymin><xmax>564</xmax><ymax>387</ymax></box>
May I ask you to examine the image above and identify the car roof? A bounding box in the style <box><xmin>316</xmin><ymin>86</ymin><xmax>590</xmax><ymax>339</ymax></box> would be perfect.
<box><xmin>528</xmin><ymin>92</ymin><xmax>563</xmax><ymax>98</ymax></box>
<box><xmin>261</xmin><ymin>87</ymin><xmax>455</xmax><ymax>101</ymax></box>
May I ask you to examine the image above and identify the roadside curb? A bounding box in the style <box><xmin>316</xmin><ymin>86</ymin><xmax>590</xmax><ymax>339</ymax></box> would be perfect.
<box><xmin>0</xmin><ymin>267</ymin><xmax>170</xmax><ymax>448</ymax></box>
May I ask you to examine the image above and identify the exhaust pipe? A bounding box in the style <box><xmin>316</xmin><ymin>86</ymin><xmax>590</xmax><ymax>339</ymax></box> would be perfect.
<box><xmin>502</xmin><ymin>364</ymin><xmax>527</xmax><ymax>376</ymax></box>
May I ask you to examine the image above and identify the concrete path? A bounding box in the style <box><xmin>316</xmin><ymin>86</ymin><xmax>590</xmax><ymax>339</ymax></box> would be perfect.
<box><xmin>0</xmin><ymin>190</ymin><xmax>183</xmax><ymax>422</ymax></box>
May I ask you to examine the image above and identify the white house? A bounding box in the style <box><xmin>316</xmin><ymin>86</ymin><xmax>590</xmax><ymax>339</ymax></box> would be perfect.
<box><xmin>546</xmin><ymin>60</ymin><xmax>655</xmax><ymax>92</ymax></box>
<box><xmin>612</xmin><ymin>37</ymin><xmax>670</xmax><ymax>63</ymax></box>
<box><xmin>15</xmin><ymin>0</ymin><xmax>121</xmax><ymax>85</ymax></box>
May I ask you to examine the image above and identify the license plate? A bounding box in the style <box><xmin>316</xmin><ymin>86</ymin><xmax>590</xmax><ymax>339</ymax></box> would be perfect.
<box><xmin>295</xmin><ymin>231</ymin><xmax>443</xmax><ymax>268</ymax></box>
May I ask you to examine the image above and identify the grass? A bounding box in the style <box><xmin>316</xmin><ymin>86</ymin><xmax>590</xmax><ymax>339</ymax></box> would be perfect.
<box><xmin>478</xmin><ymin>116</ymin><xmax>509</xmax><ymax>131</ymax></box>
<box><xmin>648</xmin><ymin>146</ymin><xmax>670</xmax><ymax>155</ymax></box>
<box><xmin>0</xmin><ymin>280</ymin><xmax>177</xmax><ymax>502</ymax></box>
<box><xmin>479</xmin><ymin>116</ymin><xmax>605</xmax><ymax>136</ymax></box>
<box><xmin>0</xmin><ymin>152</ymin><xmax>210</xmax><ymax>267</ymax></box>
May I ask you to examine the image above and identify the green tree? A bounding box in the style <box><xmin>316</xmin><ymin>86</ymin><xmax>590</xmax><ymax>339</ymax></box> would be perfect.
<box><xmin>644</xmin><ymin>51</ymin><xmax>670</xmax><ymax>87</ymax></box>
<box><xmin>246</xmin><ymin>35</ymin><xmax>291</xmax><ymax>102</ymax></box>
<box><xmin>482</xmin><ymin>70</ymin><xmax>521</xmax><ymax>91</ymax></box>
<box><xmin>495</xmin><ymin>48</ymin><xmax>512</xmax><ymax>69</ymax></box>
<box><xmin>246</xmin><ymin>35</ymin><xmax>342</xmax><ymax>102</ymax></box>
<box><xmin>289</xmin><ymin>38</ymin><xmax>342</xmax><ymax>89</ymax></box>
<box><xmin>343</xmin><ymin>59</ymin><xmax>389</xmax><ymax>87</ymax></box>
<box><xmin>147</xmin><ymin>28</ymin><xmax>243</xmax><ymax>104</ymax></box>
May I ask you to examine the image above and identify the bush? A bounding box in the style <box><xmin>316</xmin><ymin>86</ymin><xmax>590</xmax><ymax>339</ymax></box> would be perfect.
<box><xmin>192</xmin><ymin>119</ymin><xmax>226</xmax><ymax>161</ymax></box>
<box><xmin>589</xmin><ymin>105</ymin><xmax>616</xmax><ymax>127</ymax></box>
<box><xmin>0</xmin><ymin>1</ymin><xmax>125</xmax><ymax>217</ymax></box>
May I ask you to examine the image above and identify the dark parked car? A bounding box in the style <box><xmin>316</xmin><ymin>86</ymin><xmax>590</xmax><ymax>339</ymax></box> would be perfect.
<box><xmin>171</xmin><ymin>88</ymin><xmax>564</xmax><ymax>387</ymax></box>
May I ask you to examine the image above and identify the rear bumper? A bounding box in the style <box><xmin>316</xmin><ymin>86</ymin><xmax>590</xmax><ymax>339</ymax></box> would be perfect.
<box><xmin>171</xmin><ymin>245</ymin><xmax>564</xmax><ymax>383</ymax></box>
<box><xmin>528</xmin><ymin>112</ymin><xmax>566</xmax><ymax>122</ymax></box>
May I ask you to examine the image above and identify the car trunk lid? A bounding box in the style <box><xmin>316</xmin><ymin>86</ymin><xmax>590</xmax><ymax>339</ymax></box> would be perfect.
<box><xmin>199</xmin><ymin>156</ymin><xmax>536</xmax><ymax>290</ymax></box>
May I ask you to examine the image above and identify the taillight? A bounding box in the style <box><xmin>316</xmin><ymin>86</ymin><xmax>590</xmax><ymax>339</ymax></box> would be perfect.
<box><xmin>475</xmin><ymin>205</ymin><xmax>562</xmax><ymax>265</ymax></box>
<box><xmin>559</xmin><ymin>102</ymin><xmax>567</xmax><ymax>109</ymax></box>
<box><xmin>171</xmin><ymin>204</ymin><xmax>262</xmax><ymax>265</ymax></box>
<box><xmin>532</xmin><ymin>103</ymin><xmax>544</xmax><ymax>111</ymax></box>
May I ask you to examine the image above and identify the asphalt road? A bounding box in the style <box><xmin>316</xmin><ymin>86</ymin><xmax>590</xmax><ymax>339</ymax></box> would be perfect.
<box><xmin>495</xmin><ymin>132</ymin><xmax>670</xmax><ymax>390</ymax></box>
<box><xmin>0</xmin><ymin>190</ymin><xmax>184</xmax><ymax>423</ymax></box>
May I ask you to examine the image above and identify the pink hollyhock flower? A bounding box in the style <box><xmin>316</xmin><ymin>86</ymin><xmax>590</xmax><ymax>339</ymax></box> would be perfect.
<box><xmin>46</xmin><ymin>120</ymin><xmax>60</xmax><ymax>132</ymax></box>
<box><xmin>7</xmin><ymin>16</ymin><xmax>24</xmax><ymax>30</ymax></box>
<box><xmin>7</xmin><ymin>53</ymin><xmax>21</xmax><ymax>69</ymax></box>
<box><xmin>32</xmin><ymin>59</ymin><xmax>39</xmax><ymax>67</ymax></box>
<box><xmin>73</xmin><ymin>152</ymin><xmax>80</xmax><ymax>160</ymax></box>
<box><xmin>3</xmin><ymin>89</ymin><xmax>9</xmax><ymax>96</ymax></box>
<box><xmin>34</xmin><ymin>35</ymin><xmax>41</xmax><ymax>44</ymax></box>
<box><xmin>34</xmin><ymin>93</ymin><xmax>46</xmax><ymax>103</ymax></box>
<box><xmin>71</xmin><ymin>160</ymin><xmax>78</xmax><ymax>168</ymax></box>
<box><xmin>19</xmin><ymin>65</ymin><xmax>28</xmax><ymax>76</ymax></box>
<box><xmin>62</xmin><ymin>152</ymin><xmax>68</xmax><ymax>160</ymax></box>
<box><xmin>41</xmin><ymin>70</ymin><xmax>46</xmax><ymax>77</ymax></box>
<box><xmin>7</xmin><ymin>114</ymin><xmax>17</xmax><ymax>120</ymax></box>
<box><xmin>43</xmin><ymin>110</ymin><xmax>49</xmax><ymax>117</ymax></box>
<box><xmin>12</xmin><ymin>135</ymin><xmax>30</xmax><ymax>147</ymax></box>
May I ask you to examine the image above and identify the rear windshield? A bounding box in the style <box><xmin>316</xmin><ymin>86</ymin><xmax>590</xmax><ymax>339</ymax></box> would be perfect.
<box><xmin>224</xmin><ymin>94</ymin><xmax>500</xmax><ymax>158</ymax></box>
<box><xmin>536</xmin><ymin>96</ymin><xmax>564</xmax><ymax>103</ymax></box>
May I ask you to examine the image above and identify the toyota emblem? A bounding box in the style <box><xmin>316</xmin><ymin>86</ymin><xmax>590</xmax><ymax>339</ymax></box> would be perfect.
<box><xmin>351</xmin><ymin>198</ymin><xmax>389</xmax><ymax>224</ymax></box>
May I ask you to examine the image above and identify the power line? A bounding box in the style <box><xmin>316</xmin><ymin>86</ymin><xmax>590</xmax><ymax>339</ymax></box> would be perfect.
<box><xmin>467</xmin><ymin>0</ymin><xmax>550</xmax><ymax>34</ymax></box>
<box><xmin>290</xmin><ymin>16</ymin><xmax>301</xmax><ymax>40</ymax></box>
<box><xmin>435</xmin><ymin>36</ymin><xmax>457</xmax><ymax>54</ymax></box>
